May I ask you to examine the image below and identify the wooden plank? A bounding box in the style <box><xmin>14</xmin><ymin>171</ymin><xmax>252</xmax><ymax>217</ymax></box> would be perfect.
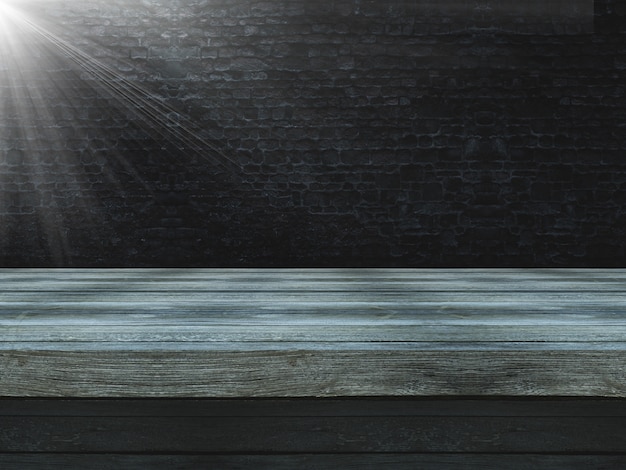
<box><xmin>2</xmin><ymin>454</ymin><xmax>625</xmax><ymax>470</ymax></box>
<box><xmin>7</xmin><ymin>312</ymin><xmax>626</xmax><ymax>326</ymax></box>
<box><xmin>4</xmin><ymin>291</ymin><xmax>626</xmax><ymax>302</ymax></box>
<box><xmin>2</xmin><ymin>349</ymin><xmax>626</xmax><ymax>397</ymax></box>
<box><xmin>1</xmin><ymin>312</ymin><xmax>624</xmax><ymax>324</ymax></box>
<box><xmin>2</xmin><ymin>415</ymin><xmax>626</xmax><ymax>453</ymax></box>
<box><xmin>2</xmin><ymin>268</ymin><xmax>626</xmax><ymax>397</ymax></box>
<box><xmin>2</xmin><ymin>268</ymin><xmax>626</xmax><ymax>291</ymax></box>
<box><xmin>2</xmin><ymin>399</ymin><xmax>624</xmax><ymax>468</ymax></box>
<box><xmin>3</xmin><ymin>341</ymin><xmax>626</xmax><ymax>351</ymax></box>
<box><xmin>2</xmin><ymin>294</ymin><xmax>626</xmax><ymax>315</ymax></box>
<box><xmin>3</xmin><ymin>309</ymin><xmax>626</xmax><ymax>323</ymax></box>
<box><xmin>3</xmin><ymin>398</ymin><xmax>626</xmax><ymax>417</ymax></box>
<box><xmin>4</xmin><ymin>324</ymin><xmax>626</xmax><ymax>343</ymax></box>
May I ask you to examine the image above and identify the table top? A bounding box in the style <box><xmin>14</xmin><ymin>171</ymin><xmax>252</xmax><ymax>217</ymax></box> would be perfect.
<box><xmin>2</xmin><ymin>268</ymin><xmax>626</xmax><ymax>397</ymax></box>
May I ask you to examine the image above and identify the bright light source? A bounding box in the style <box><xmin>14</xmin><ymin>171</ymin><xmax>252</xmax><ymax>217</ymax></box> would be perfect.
<box><xmin>0</xmin><ymin>1</ymin><xmax>15</xmax><ymax>16</ymax></box>
<box><xmin>0</xmin><ymin>1</ymin><xmax>22</xmax><ymax>29</ymax></box>
<box><xmin>0</xmin><ymin>2</ymin><xmax>26</xmax><ymax>53</ymax></box>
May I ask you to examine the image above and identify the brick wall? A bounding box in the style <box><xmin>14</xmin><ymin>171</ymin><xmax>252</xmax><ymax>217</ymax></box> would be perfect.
<box><xmin>1</xmin><ymin>0</ymin><xmax>624</xmax><ymax>266</ymax></box>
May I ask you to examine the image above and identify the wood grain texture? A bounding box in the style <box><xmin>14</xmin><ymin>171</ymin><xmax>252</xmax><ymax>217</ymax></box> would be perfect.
<box><xmin>4</xmin><ymin>415</ymin><xmax>625</xmax><ymax>453</ymax></box>
<box><xmin>4</xmin><ymin>398</ymin><xmax>626</xmax><ymax>417</ymax></box>
<box><xmin>2</xmin><ymin>454</ymin><xmax>625</xmax><ymax>470</ymax></box>
<box><xmin>1</xmin><ymin>399</ymin><xmax>624</xmax><ymax>468</ymax></box>
<box><xmin>1</xmin><ymin>399</ymin><xmax>625</xmax><ymax>454</ymax></box>
<box><xmin>3</xmin><ymin>349</ymin><xmax>626</xmax><ymax>397</ymax></box>
<box><xmin>1</xmin><ymin>268</ymin><xmax>626</xmax><ymax>397</ymax></box>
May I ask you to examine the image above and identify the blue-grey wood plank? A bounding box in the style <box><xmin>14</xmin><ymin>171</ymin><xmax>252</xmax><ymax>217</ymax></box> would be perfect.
<box><xmin>2</xmin><ymin>269</ymin><xmax>626</xmax><ymax>397</ymax></box>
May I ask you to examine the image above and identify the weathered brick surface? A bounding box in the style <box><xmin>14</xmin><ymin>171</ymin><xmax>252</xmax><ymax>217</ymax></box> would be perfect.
<box><xmin>0</xmin><ymin>0</ymin><xmax>623</xmax><ymax>266</ymax></box>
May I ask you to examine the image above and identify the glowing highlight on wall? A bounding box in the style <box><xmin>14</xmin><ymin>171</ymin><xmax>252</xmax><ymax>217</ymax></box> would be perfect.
<box><xmin>1</xmin><ymin>1</ymin><xmax>236</xmax><ymax>167</ymax></box>
<box><xmin>0</xmin><ymin>1</ymin><xmax>239</xmax><ymax>265</ymax></box>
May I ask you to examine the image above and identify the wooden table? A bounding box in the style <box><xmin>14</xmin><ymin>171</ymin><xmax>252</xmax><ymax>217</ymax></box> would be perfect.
<box><xmin>2</xmin><ymin>268</ymin><xmax>626</xmax><ymax>468</ymax></box>
<box><xmin>2</xmin><ymin>268</ymin><xmax>626</xmax><ymax>398</ymax></box>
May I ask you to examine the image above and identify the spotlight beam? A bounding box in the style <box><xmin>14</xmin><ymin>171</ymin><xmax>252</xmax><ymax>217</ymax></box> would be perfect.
<box><xmin>1</xmin><ymin>2</ymin><xmax>241</xmax><ymax>171</ymax></box>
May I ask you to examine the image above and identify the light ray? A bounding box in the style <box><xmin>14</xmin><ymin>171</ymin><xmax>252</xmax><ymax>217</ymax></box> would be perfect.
<box><xmin>1</xmin><ymin>2</ymin><xmax>139</xmax><ymax>264</ymax></box>
<box><xmin>1</xmin><ymin>1</ymin><xmax>243</xmax><ymax>265</ymax></box>
<box><xmin>1</xmin><ymin>2</ymin><xmax>74</xmax><ymax>263</ymax></box>
<box><xmin>1</xmin><ymin>1</ymin><xmax>240</xmax><ymax>170</ymax></box>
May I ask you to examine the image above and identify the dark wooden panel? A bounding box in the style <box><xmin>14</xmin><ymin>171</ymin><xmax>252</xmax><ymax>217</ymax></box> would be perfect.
<box><xmin>1</xmin><ymin>454</ymin><xmax>625</xmax><ymax>470</ymax></box>
<box><xmin>2</xmin><ymin>415</ymin><xmax>625</xmax><ymax>453</ymax></box>
<box><xmin>3</xmin><ymin>398</ymin><xmax>626</xmax><ymax>417</ymax></box>
<box><xmin>2</xmin><ymin>400</ymin><xmax>624</xmax><ymax>468</ymax></box>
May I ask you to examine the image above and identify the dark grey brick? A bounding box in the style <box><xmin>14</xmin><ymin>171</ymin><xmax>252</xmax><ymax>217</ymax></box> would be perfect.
<box><xmin>0</xmin><ymin>0</ymin><xmax>619</xmax><ymax>267</ymax></box>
